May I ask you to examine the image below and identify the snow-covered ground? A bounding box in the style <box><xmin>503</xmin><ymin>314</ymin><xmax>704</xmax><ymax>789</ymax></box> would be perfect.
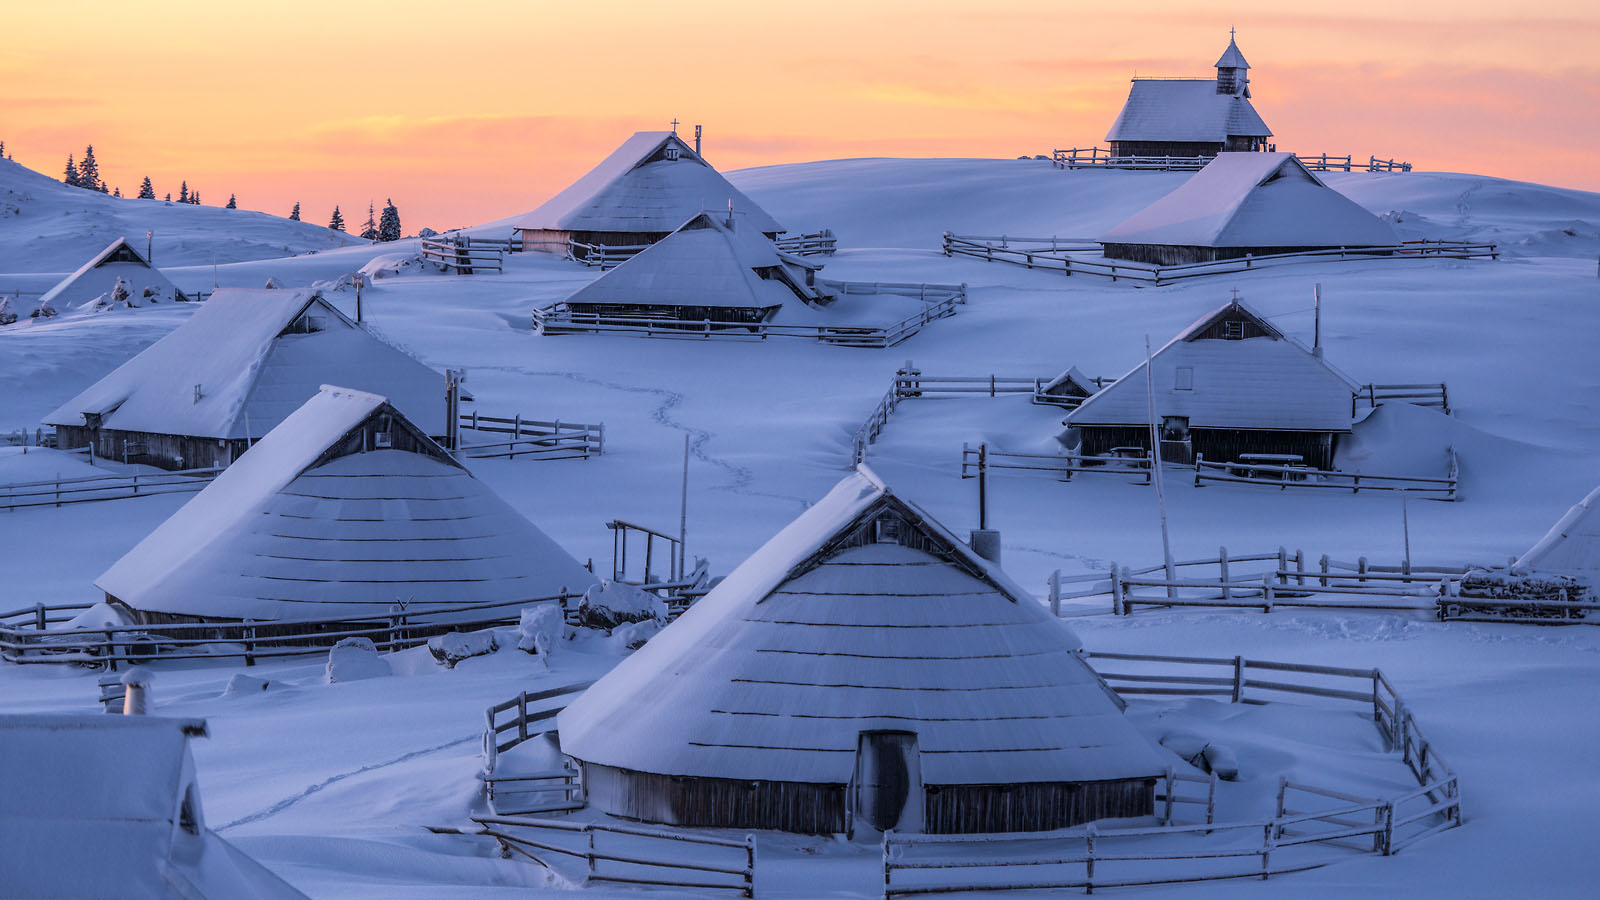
<box><xmin>1</xmin><ymin>156</ymin><xmax>1597</xmax><ymax>897</ymax></box>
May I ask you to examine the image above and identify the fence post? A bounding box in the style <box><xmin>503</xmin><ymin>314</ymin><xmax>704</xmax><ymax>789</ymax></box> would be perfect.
<box><xmin>1261</xmin><ymin>822</ymin><xmax>1275</xmax><ymax>879</ymax></box>
<box><xmin>1276</xmin><ymin>547</ymin><xmax>1288</xmax><ymax>585</ymax></box>
<box><xmin>745</xmin><ymin>835</ymin><xmax>756</xmax><ymax>899</ymax></box>
<box><xmin>1320</xmin><ymin>554</ymin><xmax>1330</xmax><ymax>587</ymax></box>
<box><xmin>1110</xmin><ymin>563</ymin><xmax>1123</xmax><ymax>615</ymax></box>
<box><xmin>1275</xmin><ymin>776</ymin><xmax>1288</xmax><ymax>818</ymax></box>
<box><xmin>1163</xmin><ymin>767</ymin><xmax>1174</xmax><ymax>824</ymax></box>
<box><xmin>586</xmin><ymin>826</ymin><xmax>596</xmax><ymax>879</ymax></box>
<box><xmin>1262</xmin><ymin>575</ymin><xmax>1275</xmax><ymax>613</ymax></box>
<box><xmin>1232</xmin><ymin>656</ymin><xmax>1244</xmax><ymax>703</ymax></box>
<box><xmin>517</xmin><ymin>692</ymin><xmax>529</xmax><ymax>744</ymax></box>
<box><xmin>1219</xmin><ymin>546</ymin><xmax>1230</xmax><ymax>602</ymax></box>
<box><xmin>1358</xmin><ymin>556</ymin><xmax>1369</xmax><ymax>584</ymax></box>
<box><xmin>1206</xmin><ymin>771</ymin><xmax>1217</xmax><ymax>832</ymax></box>
<box><xmin>35</xmin><ymin>602</ymin><xmax>46</xmax><ymax>631</ymax></box>
<box><xmin>1294</xmin><ymin>549</ymin><xmax>1306</xmax><ymax>586</ymax></box>
<box><xmin>243</xmin><ymin>620</ymin><xmax>256</xmax><ymax>667</ymax></box>
<box><xmin>1049</xmin><ymin>570</ymin><xmax>1061</xmax><ymax>617</ymax></box>
<box><xmin>1381</xmin><ymin>801</ymin><xmax>1395</xmax><ymax>855</ymax></box>
<box><xmin>1084</xmin><ymin>823</ymin><xmax>1096</xmax><ymax>894</ymax></box>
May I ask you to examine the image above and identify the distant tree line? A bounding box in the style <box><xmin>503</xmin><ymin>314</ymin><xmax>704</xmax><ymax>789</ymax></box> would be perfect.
<box><xmin>329</xmin><ymin>199</ymin><xmax>402</xmax><ymax>241</ymax></box>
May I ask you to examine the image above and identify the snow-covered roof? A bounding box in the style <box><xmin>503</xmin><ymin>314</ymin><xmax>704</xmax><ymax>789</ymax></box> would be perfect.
<box><xmin>1215</xmin><ymin>37</ymin><xmax>1250</xmax><ymax>70</ymax></box>
<box><xmin>0</xmin><ymin>714</ymin><xmax>308</xmax><ymax>900</ymax></box>
<box><xmin>44</xmin><ymin>288</ymin><xmax>446</xmax><ymax>439</ymax></box>
<box><xmin>510</xmin><ymin>131</ymin><xmax>784</xmax><ymax>236</ymax></box>
<box><xmin>97</xmin><ymin>387</ymin><xmax>597</xmax><ymax>621</ymax></box>
<box><xmin>36</xmin><ymin>237</ymin><xmax>186</xmax><ymax>312</ymax></box>
<box><xmin>1514</xmin><ymin>484</ymin><xmax>1600</xmax><ymax>580</ymax></box>
<box><xmin>558</xmin><ymin>466</ymin><xmax>1165</xmax><ymax>787</ymax></box>
<box><xmin>1066</xmin><ymin>299</ymin><xmax>1359</xmax><ymax>432</ymax></box>
<box><xmin>1100</xmin><ymin>153</ymin><xmax>1400</xmax><ymax>249</ymax></box>
<box><xmin>563</xmin><ymin>211</ymin><xmax>824</xmax><ymax>311</ymax></box>
<box><xmin>1040</xmin><ymin>365</ymin><xmax>1099</xmax><ymax>399</ymax></box>
<box><xmin>1104</xmin><ymin>80</ymin><xmax>1270</xmax><ymax>143</ymax></box>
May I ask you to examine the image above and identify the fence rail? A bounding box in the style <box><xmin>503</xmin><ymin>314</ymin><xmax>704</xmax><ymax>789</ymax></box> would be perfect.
<box><xmin>942</xmin><ymin>233</ymin><xmax>1497</xmax><ymax>285</ymax></box>
<box><xmin>465</xmin><ymin>815</ymin><xmax>756</xmax><ymax>897</ymax></box>
<box><xmin>884</xmin><ymin>651</ymin><xmax>1459</xmax><ymax>896</ymax></box>
<box><xmin>1193</xmin><ymin>450</ymin><xmax>1459</xmax><ymax>499</ymax></box>
<box><xmin>534</xmin><ymin>282</ymin><xmax>965</xmax><ymax>349</ymax></box>
<box><xmin>961</xmin><ymin>442</ymin><xmax>1152</xmax><ymax>483</ymax></box>
<box><xmin>1050</xmin><ymin>148</ymin><xmax>1412</xmax><ymax>173</ymax></box>
<box><xmin>773</xmin><ymin>230</ymin><xmax>837</xmax><ymax>256</ymax></box>
<box><xmin>457</xmin><ymin>411</ymin><xmax>603</xmax><ymax>460</ymax></box>
<box><xmin>1357</xmin><ymin>383</ymin><xmax>1450</xmax><ymax>414</ymax></box>
<box><xmin>0</xmin><ymin>465</ymin><xmax>222</xmax><ymax>512</ymax></box>
<box><xmin>421</xmin><ymin>237</ymin><xmax>505</xmax><ymax>274</ymax></box>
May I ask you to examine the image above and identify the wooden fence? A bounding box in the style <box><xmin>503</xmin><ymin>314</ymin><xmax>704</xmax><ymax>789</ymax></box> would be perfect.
<box><xmin>1356</xmin><ymin>383</ymin><xmax>1450</xmax><ymax>415</ymax></box>
<box><xmin>961</xmin><ymin>442</ymin><xmax>1152</xmax><ymax>483</ymax></box>
<box><xmin>1192</xmin><ymin>449</ymin><xmax>1459</xmax><ymax>499</ymax></box>
<box><xmin>773</xmin><ymin>230</ymin><xmax>838</xmax><ymax>256</ymax></box>
<box><xmin>941</xmin><ymin>233</ymin><xmax>1498</xmax><ymax>285</ymax></box>
<box><xmin>463</xmin><ymin>815</ymin><xmax>756</xmax><ymax>897</ymax></box>
<box><xmin>457</xmin><ymin>411</ymin><xmax>604</xmax><ymax>460</ymax></box>
<box><xmin>421</xmin><ymin>237</ymin><xmax>505</xmax><ymax>274</ymax></box>
<box><xmin>1050</xmin><ymin>148</ymin><xmax>1412</xmax><ymax>173</ymax></box>
<box><xmin>480</xmin><ymin>681</ymin><xmax>594</xmax><ymax>815</ymax></box>
<box><xmin>883</xmin><ymin>651</ymin><xmax>1459</xmax><ymax>896</ymax></box>
<box><xmin>534</xmin><ymin>281</ymin><xmax>966</xmax><ymax>349</ymax></box>
<box><xmin>0</xmin><ymin>592</ymin><xmax>583</xmax><ymax>668</ymax></box>
<box><xmin>0</xmin><ymin>465</ymin><xmax>222</xmax><ymax>512</ymax></box>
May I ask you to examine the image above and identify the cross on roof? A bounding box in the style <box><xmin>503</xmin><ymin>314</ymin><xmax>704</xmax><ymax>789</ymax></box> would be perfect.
<box><xmin>670</xmin><ymin>118</ymin><xmax>680</xmax><ymax>133</ymax></box>
<box><xmin>1230</xmin><ymin>287</ymin><xmax>1241</xmax><ymax>302</ymax></box>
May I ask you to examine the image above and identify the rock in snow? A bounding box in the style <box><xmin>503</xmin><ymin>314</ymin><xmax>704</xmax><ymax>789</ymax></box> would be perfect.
<box><xmin>574</xmin><ymin>580</ymin><xmax>667</xmax><ymax>632</ymax></box>
<box><xmin>325</xmin><ymin>637</ymin><xmax>391</xmax><ymax>683</ymax></box>
<box><xmin>516</xmin><ymin>603</ymin><xmax>566</xmax><ymax>657</ymax></box>
<box><xmin>608</xmin><ymin>618</ymin><xmax>663</xmax><ymax>652</ymax></box>
<box><xmin>427</xmin><ymin>630</ymin><xmax>499</xmax><ymax>668</ymax></box>
<box><xmin>225</xmin><ymin>673</ymin><xmax>271</xmax><ymax>695</ymax></box>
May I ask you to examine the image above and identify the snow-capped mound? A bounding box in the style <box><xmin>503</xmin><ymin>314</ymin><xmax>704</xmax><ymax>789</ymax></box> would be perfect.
<box><xmin>0</xmin><ymin>156</ymin><xmax>366</xmax><ymax>273</ymax></box>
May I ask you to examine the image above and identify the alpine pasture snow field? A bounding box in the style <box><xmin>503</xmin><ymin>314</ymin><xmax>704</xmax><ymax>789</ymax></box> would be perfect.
<box><xmin>1</xmin><ymin>157</ymin><xmax>1598</xmax><ymax>898</ymax></box>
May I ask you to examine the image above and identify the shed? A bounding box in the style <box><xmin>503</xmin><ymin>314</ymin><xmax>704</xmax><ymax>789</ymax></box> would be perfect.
<box><xmin>44</xmin><ymin>288</ymin><xmax>447</xmax><ymax>470</ymax></box>
<box><xmin>1064</xmin><ymin>298</ymin><xmax>1358</xmax><ymax>467</ymax></box>
<box><xmin>1104</xmin><ymin>34</ymin><xmax>1272</xmax><ymax>158</ymax></box>
<box><xmin>1513</xmin><ymin>484</ymin><xmax>1600</xmax><ymax>582</ymax></box>
<box><xmin>1100</xmin><ymin>153</ymin><xmax>1400</xmax><ymax>265</ymax></box>
<box><xmin>512</xmin><ymin>131</ymin><xmax>784</xmax><ymax>261</ymax></box>
<box><xmin>0</xmin><ymin>714</ymin><xmax>309</xmax><ymax>900</ymax></box>
<box><xmin>555</xmin><ymin>210</ymin><xmax>830</xmax><ymax>327</ymax></box>
<box><xmin>95</xmin><ymin>386</ymin><xmax>596</xmax><ymax>624</ymax></box>
<box><xmin>557</xmin><ymin>466</ymin><xmax>1165</xmax><ymax>836</ymax></box>
<box><xmin>35</xmin><ymin>237</ymin><xmax>188</xmax><ymax>314</ymax></box>
<box><xmin>1035</xmin><ymin>366</ymin><xmax>1103</xmax><ymax>409</ymax></box>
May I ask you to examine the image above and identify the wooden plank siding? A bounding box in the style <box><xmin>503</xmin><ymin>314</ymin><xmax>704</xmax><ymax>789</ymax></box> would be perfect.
<box><xmin>1078</xmin><ymin>425</ymin><xmax>1337</xmax><ymax>469</ymax></box>
<box><xmin>1102</xmin><ymin>242</ymin><xmax>1397</xmax><ymax>266</ymax></box>
<box><xmin>54</xmin><ymin>425</ymin><xmax>242</xmax><ymax>471</ymax></box>
<box><xmin>925</xmin><ymin>778</ymin><xmax>1156</xmax><ymax>834</ymax></box>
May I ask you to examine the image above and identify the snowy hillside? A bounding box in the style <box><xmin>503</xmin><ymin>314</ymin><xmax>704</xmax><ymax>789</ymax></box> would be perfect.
<box><xmin>0</xmin><ymin>157</ymin><xmax>366</xmax><ymax>274</ymax></box>
<box><xmin>1</xmin><ymin>156</ymin><xmax>1598</xmax><ymax>898</ymax></box>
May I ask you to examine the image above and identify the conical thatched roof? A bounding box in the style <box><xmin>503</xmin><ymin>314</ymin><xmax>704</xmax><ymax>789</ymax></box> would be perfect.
<box><xmin>97</xmin><ymin>386</ymin><xmax>596</xmax><ymax>622</ymax></box>
<box><xmin>1514</xmin><ymin>484</ymin><xmax>1600</xmax><ymax>580</ymax></box>
<box><xmin>558</xmin><ymin>466</ymin><xmax>1164</xmax><ymax>788</ymax></box>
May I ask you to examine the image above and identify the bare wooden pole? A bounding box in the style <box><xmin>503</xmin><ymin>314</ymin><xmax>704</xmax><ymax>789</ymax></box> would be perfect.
<box><xmin>1144</xmin><ymin>336</ymin><xmax>1176</xmax><ymax>596</ymax></box>
<box><xmin>678</xmin><ymin>434</ymin><xmax>689</xmax><ymax>581</ymax></box>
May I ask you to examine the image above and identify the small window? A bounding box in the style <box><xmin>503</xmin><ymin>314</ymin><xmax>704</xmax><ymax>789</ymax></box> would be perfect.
<box><xmin>873</xmin><ymin>514</ymin><xmax>903</xmax><ymax>544</ymax></box>
<box><xmin>1174</xmin><ymin>367</ymin><xmax>1194</xmax><ymax>391</ymax></box>
<box><xmin>664</xmin><ymin>147</ymin><xmax>681</xmax><ymax>161</ymax></box>
<box><xmin>1223</xmin><ymin>320</ymin><xmax>1245</xmax><ymax>340</ymax></box>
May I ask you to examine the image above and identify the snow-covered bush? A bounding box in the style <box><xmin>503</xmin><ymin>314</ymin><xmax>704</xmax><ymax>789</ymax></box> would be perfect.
<box><xmin>427</xmin><ymin>630</ymin><xmax>498</xmax><ymax>668</ymax></box>
<box><xmin>516</xmin><ymin>603</ymin><xmax>566</xmax><ymax>657</ymax></box>
<box><xmin>608</xmin><ymin>619</ymin><xmax>662</xmax><ymax>652</ymax></box>
<box><xmin>574</xmin><ymin>580</ymin><xmax>667</xmax><ymax>632</ymax></box>
<box><xmin>325</xmin><ymin>637</ymin><xmax>390</xmax><ymax>682</ymax></box>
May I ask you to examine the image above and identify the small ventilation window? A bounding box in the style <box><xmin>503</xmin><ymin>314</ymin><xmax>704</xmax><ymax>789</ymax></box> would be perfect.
<box><xmin>178</xmin><ymin>785</ymin><xmax>200</xmax><ymax>835</ymax></box>
<box><xmin>1223</xmin><ymin>320</ymin><xmax>1245</xmax><ymax>340</ymax></box>
<box><xmin>873</xmin><ymin>514</ymin><xmax>903</xmax><ymax>544</ymax></box>
<box><xmin>1174</xmin><ymin>367</ymin><xmax>1194</xmax><ymax>390</ymax></box>
<box><xmin>374</xmin><ymin>414</ymin><xmax>393</xmax><ymax>448</ymax></box>
<box><xmin>664</xmin><ymin>147</ymin><xmax>680</xmax><ymax>161</ymax></box>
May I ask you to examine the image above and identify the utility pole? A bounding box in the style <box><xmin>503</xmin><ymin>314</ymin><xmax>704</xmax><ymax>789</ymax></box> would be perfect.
<box><xmin>1144</xmin><ymin>335</ymin><xmax>1176</xmax><ymax>596</ymax></box>
<box><xmin>1313</xmin><ymin>283</ymin><xmax>1323</xmax><ymax>357</ymax></box>
<box><xmin>678</xmin><ymin>434</ymin><xmax>689</xmax><ymax>581</ymax></box>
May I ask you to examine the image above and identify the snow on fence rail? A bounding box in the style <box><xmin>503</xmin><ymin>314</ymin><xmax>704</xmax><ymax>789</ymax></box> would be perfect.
<box><xmin>773</xmin><ymin>229</ymin><xmax>838</xmax><ymax>256</ymax></box>
<box><xmin>462</xmin><ymin>814</ymin><xmax>756</xmax><ymax>897</ymax></box>
<box><xmin>457</xmin><ymin>411</ymin><xmax>604</xmax><ymax>460</ymax></box>
<box><xmin>480</xmin><ymin>681</ymin><xmax>594</xmax><ymax>814</ymax></box>
<box><xmin>421</xmin><ymin>237</ymin><xmax>505</xmax><ymax>274</ymax></box>
<box><xmin>1193</xmin><ymin>450</ymin><xmax>1459</xmax><ymax>499</ymax></box>
<box><xmin>0</xmin><ymin>592</ymin><xmax>583</xmax><ymax>667</ymax></box>
<box><xmin>941</xmin><ymin>233</ymin><xmax>1497</xmax><ymax>285</ymax></box>
<box><xmin>883</xmin><ymin>651</ymin><xmax>1459</xmax><ymax>896</ymax></box>
<box><xmin>535</xmin><ymin>282</ymin><xmax>965</xmax><ymax>349</ymax></box>
<box><xmin>0</xmin><ymin>465</ymin><xmax>221</xmax><ymax>512</ymax></box>
<box><xmin>1356</xmin><ymin>383</ymin><xmax>1450</xmax><ymax>414</ymax></box>
<box><xmin>961</xmin><ymin>442</ymin><xmax>1153</xmax><ymax>483</ymax></box>
<box><xmin>1050</xmin><ymin>147</ymin><xmax>1412</xmax><ymax>173</ymax></box>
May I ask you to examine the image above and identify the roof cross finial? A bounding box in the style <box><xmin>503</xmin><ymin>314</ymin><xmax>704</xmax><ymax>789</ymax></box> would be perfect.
<box><xmin>1230</xmin><ymin>25</ymin><xmax>1236</xmax><ymax>40</ymax></box>
<box><xmin>670</xmin><ymin>118</ymin><xmax>680</xmax><ymax>134</ymax></box>
<box><xmin>1230</xmin><ymin>287</ymin><xmax>1241</xmax><ymax>303</ymax></box>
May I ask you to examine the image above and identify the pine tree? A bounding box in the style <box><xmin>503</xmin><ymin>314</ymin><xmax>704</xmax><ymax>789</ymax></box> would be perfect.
<box><xmin>378</xmin><ymin>198</ymin><xmax>402</xmax><ymax>242</ymax></box>
<box><xmin>178</xmin><ymin>180</ymin><xmax>189</xmax><ymax>203</ymax></box>
<box><xmin>328</xmin><ymin>205</ymin><xmax>346</xmax><ymax>231</ymax></box>
<box><xmin>226</xmin><ymin>194</ymin><xmax>237</xmax><ymax>209</ymax></box>
<box><xmin>113</xmin><ymin>187</ymin><xmax>121</xmax><ymax>198</ymax></box>
<box><xmin>64</xmin><ymin>155</ymin><xmax>80</xmax><ymax>187</ymax></box>
<box><xmin>79</xmin><ymin>145</ymin><xmax>105</xmax><ymax>192</ymax></box>
<box><xmin>191</xmin><ymin>191</ymin><xmax>201</xmax><ymax>205</ymax></box>
<box><xmin>359</xmin><ymin>201</ymin><xmax>379</xmax><ymax>241</ymax></box>
<box><xmin>289</xmin><ymin>202</ymin><xmax>301</xmax><ymax>221</ymax></box>
<box><xmin>165</xmin><ymin>192</ymin><xmax>172</xmax><ymax>202</ymax></box>
<box><xmin>138</xmin><ymin>176</ymin><xmax>155</xmax><ymax>200</ymax></box>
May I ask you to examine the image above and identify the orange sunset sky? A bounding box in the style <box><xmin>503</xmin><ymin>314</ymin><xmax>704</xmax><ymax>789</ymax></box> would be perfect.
<box><xmin>3</xmin><ymin>0</ymin><xmax>1596</xmax><ymax>231</ymax></box>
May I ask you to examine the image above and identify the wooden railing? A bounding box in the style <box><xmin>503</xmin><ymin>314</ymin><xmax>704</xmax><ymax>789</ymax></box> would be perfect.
<box><xmin>464</xmin><ymin>815</ymin><xmax>756</xmax><ymax>897</ymax></box>
<box><xmin>1356</xmin><ymin>383</ymin><xmax>1450</xmax><ymax>415</ymax></box>
<box><xmin>961</xmin><ymin>442</ymin><xmax>1152</xmax><ymax>483</ymax></box>
<box><xmin>1193</xmin><ymin>449</ymin><xmax>1459</xmax><ymax>499</ymax></box>
<box><xmin>1050</xmin><ymin>148</ymin><xmax>1412</xmax><ymax>173</ymax></box>
<box><xmin>0</xmin><ymin>465</ymin><xmax>222</xmax><ymax>512</ymax></box>
<box><xmin>533</xmin><ymin>282</ymin><xmax>965</xmax><ymax>349</ymax></box>
<box><xmin>884</xmin><ymin>652</ymin><xmax>1459</xmax><ymax>896</ymax></box>
<box><xmin>457</xmin><ymin>411</ymin><xmax>604</xmax><ymax>460</ymax></box>
<box><xmin>480</xmin><ymin>682</ymin><xmax>595</xmax><ymax>811</ymax></box>
<box><xmin>942</xmin><ymin>233</ymin><xmax>1497</xmax><ymax>285</ymax></box>
<box><xmin>773</xmin><ymin>230</ymin><xmax>837</xmax><ymax>256</ymax></box>
<box><xmin>607</xmin><ymin>519</ymin><xmax>684</xmax><ymax>584</ymax></box>
<box><xmin>421</xmin><ymin>237</ymin><xmax>504</xmax><ymax>274</ymax></box>
<box><xmin>0</xmin><ymin>592</ymin><xmax>583</xmax><ymax>668</ymax></box>
<box><xmin>567</xmin><ymin>238</ymin><xmax>653</xmax><ymax>269</ymax></box>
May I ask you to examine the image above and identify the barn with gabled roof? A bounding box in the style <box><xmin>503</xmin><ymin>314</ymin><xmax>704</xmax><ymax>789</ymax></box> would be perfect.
<box><xmin>557</xmin><ymin>466</ymin><xmax>1165</xmax><ymax>836</ymax></box>
<box><xmin>1105</xmin><ymin>33</ymin><xmax>1272</xmax><ymax>159</ymax></box>
<box><xmin>35</xmin><ymin>237</ymin><xmax>188</xmax><ymax>315</ymax></box>
<box><xmin>512</xmin><ymin>131</ymin><xmax>783</xmax><ymax>262</ymax></box>
<box><xmin>549</xmin><ymin>209</ymin><xmax>830</xmax><ymax>328</ymax></box>
<box><xmin>1064</xmin><ymin>298</ymin><xmax>1359</xmax><ymax>468</ymax></box>
<box><xmin>96</xmin><ymin>386</ymin><xmax>597</xmax><ymax>625</ymax></box>
<box><xmin>44</xmin><ymin>288</ymin><xmax>447</xmax><ymax>470</ymax></box>
<box><xmin>1100</xmin><ymin>152</ymin><xmax>1400</xmax><ymax>265</ymax></box>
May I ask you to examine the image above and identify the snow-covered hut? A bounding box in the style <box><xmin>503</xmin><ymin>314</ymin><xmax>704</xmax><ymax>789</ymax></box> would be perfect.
<box><xmin>0</xmin><ymin>714</ymin><xmax>308</xmax><ymax>900</ymax></box>
<box><xmin>35</xmin><ymin>237</ymin><xmax>188</xmax><ymax>314</ymax></box>
<box><xmin>512</xmin><ymin>131</ymin><xmax>783</xmax><ymax>262</ymax></box>
<box><xmin>557</xmin><ymin>466</ymin><xmax>1165</xmax><ymax>836</ymax></box>
<box><xmin>553</xmin><ymin>209</ymin><xmax>830</xmax><ymax>327</ymax></box>
<box><xmin>96</xmin><ymin>386</ymin><xmax>597</xmax><ymax>624</ymax></box>
<box><xmin>44</xmin><ymin>288</ymin><xmax>447</xmax><ymax>470</ymax></box>
<box><xmin>1064</xmin><ymin>298</ymin><xmax>1358</xmax><ymax>467</ymax></box>
<box><xmin>1100</xmin><ymin>152</ymin><xmax>1399</xmax><ymax>264</ymax></box>
<box><xmin>1512</xmin><ymin>484</ymin><xmax>1600</xmax><ymax>583</ymax></box>
<box><xmin>1105</xmin><ymin>33</ymin><xmax>1272</xmax><ymax>159</ymax></box>
<box><xmin>1034</xmin><ymin>366</ymin><xmax>1103</xmax><ymax>409</ymax></box>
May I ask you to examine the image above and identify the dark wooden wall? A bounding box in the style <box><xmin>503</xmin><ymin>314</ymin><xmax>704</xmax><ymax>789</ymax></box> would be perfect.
<box><xmin>925</xmin><ymin>778</ymin><xmax>1155</xmax><ymax>834</ymax></box>
<box><xmin>1102</xmin><ymin>242</ymin><xmax>1397</xmax><ymax>265</ymax></box>
<box><xmin>1078</xmin><ymin>426</ymin><xmax>1339</xmax><ymax>469</ymax></box>
<box><xmin>1108</xmin><ymin>140</ymin><xmax>1222</xmax><ymax>158</ymax></box>
<box><xmin>582</xmin><ymin>763</ymin><xmax>848</xmax><ymax>835</ymax></box>
<box><xmin>55</xmin><ymin>425</ymin><xmax>241</xmax><ymax>471</ymax></box>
